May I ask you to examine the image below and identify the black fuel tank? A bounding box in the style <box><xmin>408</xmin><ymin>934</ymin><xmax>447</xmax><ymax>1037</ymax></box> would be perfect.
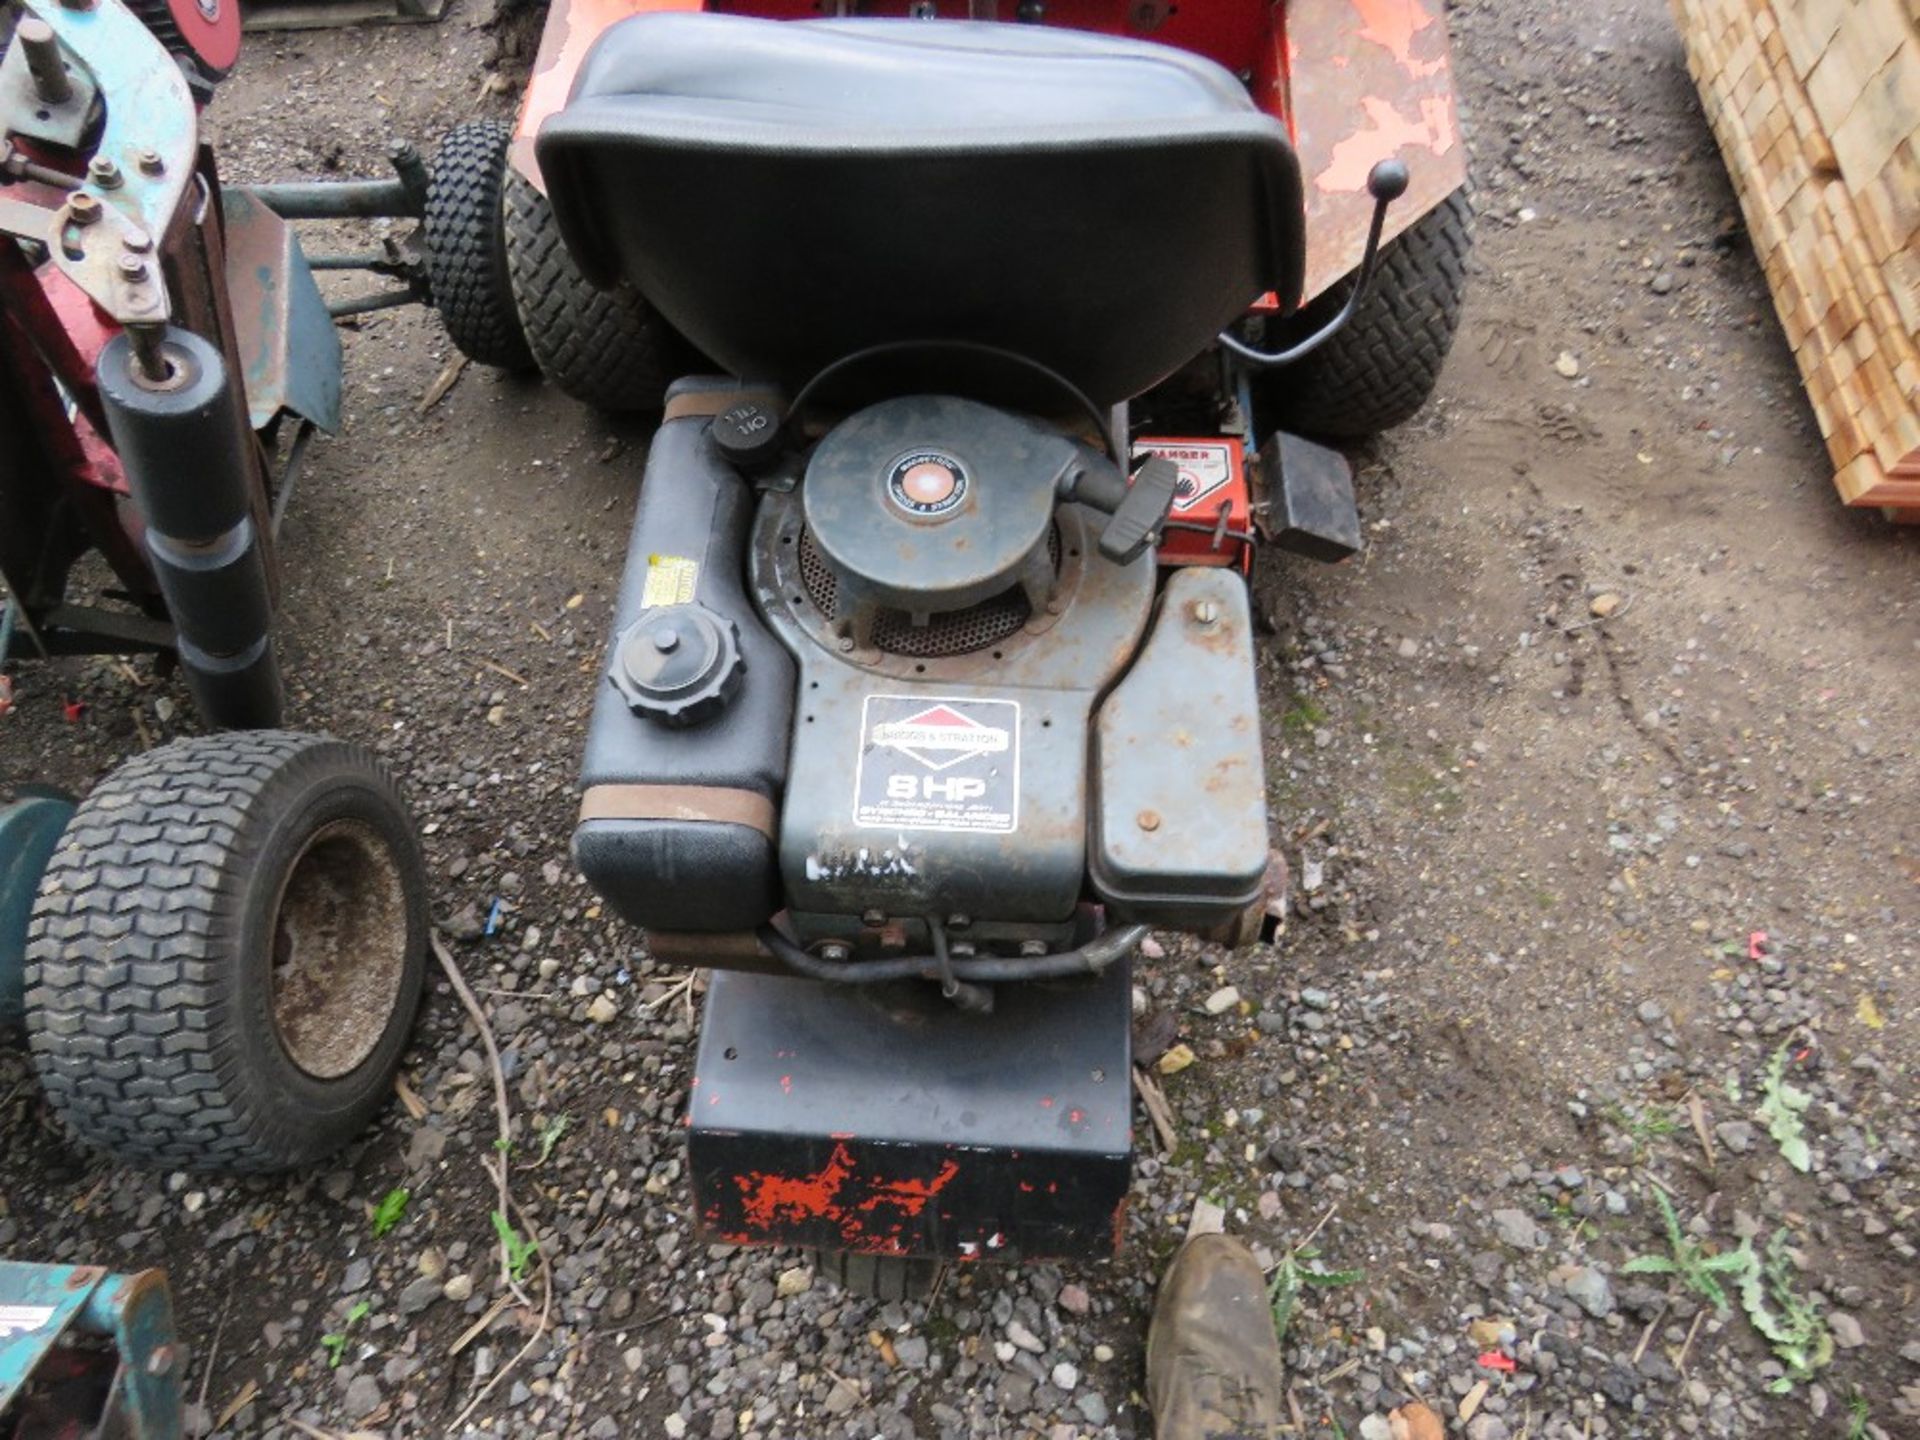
<box><xmin>574</xmin><ymin>385</ymin><xmax>794</xmax><ymax>933</ymax></box>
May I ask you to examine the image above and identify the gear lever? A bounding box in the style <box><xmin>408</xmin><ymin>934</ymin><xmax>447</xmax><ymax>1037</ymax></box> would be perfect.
<box><xmin>1061</xmin><ymin>454</ymin><xmax>1179</xmax><ymax>564</ymax></box>
<box><xmin>1216</xmin><ymin>158</ymin><xmax>1410</xmax><ymax>370</ymax></box>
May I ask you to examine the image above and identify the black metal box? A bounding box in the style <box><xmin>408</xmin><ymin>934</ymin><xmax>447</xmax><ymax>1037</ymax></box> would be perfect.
<box><xmin>688</xmin><ymin>964</ymin><xmax>1133</xmax><ymax>1262</ymax></box>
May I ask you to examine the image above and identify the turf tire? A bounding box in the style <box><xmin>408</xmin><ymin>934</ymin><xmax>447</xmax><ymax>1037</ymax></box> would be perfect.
<box><xmin>814</xmin><ymin>1250</ymin><xmax>944</xmax><ymax>1303</ymax></box>
<box><xmin>1260</xmin><ymin>186</ymin><xmax>1474</xmax><ymax>438</ymax></box>
<box><xmin>426</xmin><ymin>119</ymin><xmax>535</xmax><ymax>370</ymax></box>
<box><xmin>502</xmin><ymin>167</ymin><xmax>689</xmax><ymax>414</ymax></box>
<box><xmin>23</xmin><ymin>731</ymin><xmax>428</xmax><ymax>1173</ymax></box>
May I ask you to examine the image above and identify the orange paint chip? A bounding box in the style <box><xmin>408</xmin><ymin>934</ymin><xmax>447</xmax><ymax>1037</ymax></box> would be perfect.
<box><xmin>1317</xmin><ymin>94</ymin><xmax>1458</xmax><ymax>193</ymax></box>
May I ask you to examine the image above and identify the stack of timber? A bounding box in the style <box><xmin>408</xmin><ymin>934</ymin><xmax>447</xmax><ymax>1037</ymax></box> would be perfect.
<box><xmin>1670</xmin><ymin>0</ymin><xmax>1919</xmax><ymax>520</ymax></box>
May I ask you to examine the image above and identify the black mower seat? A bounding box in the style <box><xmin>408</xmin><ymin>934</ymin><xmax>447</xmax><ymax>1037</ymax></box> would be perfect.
<box><xmin>536</xmin><ymin>14</ymin><xmax>1305</xmax><ymax>405</ymax></box>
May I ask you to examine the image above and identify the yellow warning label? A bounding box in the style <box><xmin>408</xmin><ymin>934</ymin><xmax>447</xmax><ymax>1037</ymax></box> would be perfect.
<box><xmin>640</xmin><ymin>554</ymin><xmax>698</xmax><ymax>609</ymax></box>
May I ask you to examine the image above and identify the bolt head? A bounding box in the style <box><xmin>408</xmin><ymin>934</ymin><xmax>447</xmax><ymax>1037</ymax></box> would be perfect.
<box><xmin>1192</xmin><ymin>599</ymin><xmax>1219</xmax><ymax>626</ymax></box>
<box><xmin>67</xmin><ymin>193</ymin><xmax>101</xmax><ymax>225</ymax></box>
<box><xmin>122</xmin><ymin>226</ymin><xmax>153</xmax><ymax>253</ymax></box>
<box><xmin>819</xmin><ymin>942</ymin><xmax>851</xmax><ymax>963</ymax></box>
<box><xmin>136</xmin><ymin>149</ymin><xmax>164</xmax><ymax>176</ymax></box>
<box><xmin>116</xmin><ymin>254</ymin><xmax>146</xmax><ymax>279</ymax></box>
<box><xmin>87</xmin><ymin>156</ymin><xmax>122</xmax><ymax>188</ymax></box>
<box><xmin>1136</xmin><ymin>809</ymin><xmax>1161</xmax><ymax>832</ymax></box>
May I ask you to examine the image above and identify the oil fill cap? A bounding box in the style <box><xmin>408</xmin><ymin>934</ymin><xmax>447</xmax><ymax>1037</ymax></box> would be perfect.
<box><xmin>711</xmin><ymin>401</ymin><xmax>784</xmax><ymax>473</ymax></box>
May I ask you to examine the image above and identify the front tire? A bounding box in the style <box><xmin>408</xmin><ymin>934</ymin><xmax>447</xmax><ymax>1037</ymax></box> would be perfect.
<box><xmin>426</xmin><ymin>119</ymin><xmax>536</xmax><ymax>371</ymax></box>
<box><xmin>24</xmin><ymin>732</ymin><xmax>429</xmax><ymax>1173</ymax></box>
<box><xmin>813</xmin><ymin>1250</ymin><xmax>944</xmax><ymax>1303</ymax></box>
<box><xmin>1259</xmin><ymin>187</ymin><xmax>1474</xmax><ymax>438</ymax></box>
<box><xmin>502</xmin><ymin>167</ymin><xmax>691</xmax><ymax>414</ymax></box>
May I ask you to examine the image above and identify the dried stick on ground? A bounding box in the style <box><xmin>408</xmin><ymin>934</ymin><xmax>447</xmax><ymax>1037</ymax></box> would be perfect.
<box><xmin>430</xmin><ymin>934</ymin><xmax>558</xmax><ymax>1434</ymax></box>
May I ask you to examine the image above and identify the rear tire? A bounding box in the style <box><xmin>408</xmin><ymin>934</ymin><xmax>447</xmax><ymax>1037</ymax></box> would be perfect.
<box><xmin>23</xmin><ymin>732</ymin><xmax>429</xmax><ymax>1173</ymax></box>
<box><xmin>502</xmin><ymin>167</ymin><xmax>690</xmax><ymax>414</ymax></box>
<box><xmin>426</xmin><ymin>119</ymin><xmax>535</xmax><ymax>371</ymax></box>
<box><xmin>1259</xmin><ymin>187</ymin><xmax>1474</xmax><ymax>438</ymax></box>
<box><xmin>814</xmin><ymin>1250</ymin><xmax>944</xmax><ymax>1303</ymax></box>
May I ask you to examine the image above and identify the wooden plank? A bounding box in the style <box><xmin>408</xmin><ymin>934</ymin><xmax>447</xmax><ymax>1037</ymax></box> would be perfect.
<box><xmin>1803</xmin><ymin>6</ymin><xmax>1905</xmax><ymax>139</ymax></box>
<box><xmin>1674</xmin><ymin>0</ymin><xmax>1918</xmax><ymax>520</ymax></box>
<box><xmin>1829</xmin><ymin>38</ymin><xmax>1920</xmax><ymax>187</ymax></box>
<box><xmin>1774</xmin><ymin>0</ymin><xmax>1845</xmax><ymax>80</ymax></box>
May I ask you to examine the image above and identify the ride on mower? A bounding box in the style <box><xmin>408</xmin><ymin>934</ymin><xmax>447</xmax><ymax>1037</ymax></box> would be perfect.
<box><xmin>421</xmin><ymin>2</ymin><xmax>1471</xmax><ymax>1296</ymax></box>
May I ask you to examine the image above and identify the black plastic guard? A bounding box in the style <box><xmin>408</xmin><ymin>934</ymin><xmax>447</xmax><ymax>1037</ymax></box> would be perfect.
<box><xmin>689</xmin><ymin>963</ymin><xmax>1133</xmax><ymax>1262</ymax></box>
<box><xmin>1262</xmin><ymin>431</ymin><xmax>1363</xmax><ymax>564</ymax></box>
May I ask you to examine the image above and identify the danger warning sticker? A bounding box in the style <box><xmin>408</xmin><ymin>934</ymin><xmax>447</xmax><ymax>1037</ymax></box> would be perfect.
<box><xmin>854</xmin><ymin>695</ymin><xmax>1020</xmax><ymax>834</ymax></box>
<box><xmin>1134</xmin><ymin>440</ymin><xmax>1234</xmax><ymax>514</ymax></box>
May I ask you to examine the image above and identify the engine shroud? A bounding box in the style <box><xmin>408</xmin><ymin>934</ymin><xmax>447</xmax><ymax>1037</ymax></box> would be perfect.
<box><xmin>751</xmin><ymin>483</ymin><xmax>1154</xmax><ymax>932</ymax></box>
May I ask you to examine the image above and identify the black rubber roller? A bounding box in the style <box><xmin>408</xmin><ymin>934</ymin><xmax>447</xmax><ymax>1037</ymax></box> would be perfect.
<box><xmin>96</xmin><ymin>327</ymin><xmax>284</xmax><ymax>729</ymax></box>
<box><xmin>96</xmin><ymin>327</ymin><xmax>256</xmax><ymax>539</ymax></box>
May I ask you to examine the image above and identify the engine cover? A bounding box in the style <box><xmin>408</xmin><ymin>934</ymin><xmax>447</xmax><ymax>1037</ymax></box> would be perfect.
<box><xmin>751</xmin><ymin>491</ymin><xmax>1154</xmax><ymax>932</ymax></box>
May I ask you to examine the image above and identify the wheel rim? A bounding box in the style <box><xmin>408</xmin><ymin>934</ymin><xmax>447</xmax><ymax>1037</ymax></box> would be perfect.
<box><xmin>269</xmin><ymin>819</ymin><xmax>409</xmax><ymax>1080</ymax></box>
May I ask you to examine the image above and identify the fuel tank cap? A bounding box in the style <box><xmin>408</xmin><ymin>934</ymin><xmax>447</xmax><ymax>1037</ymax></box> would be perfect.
<box><xmin>802</xmin><ymin>395</ymin><xmax>1081</xmax><ymax>615</ymax></box>
<box><xmin>610</xmin><ymin>602</ymin><xmax>744</xmax><ymax>727</ymax></box>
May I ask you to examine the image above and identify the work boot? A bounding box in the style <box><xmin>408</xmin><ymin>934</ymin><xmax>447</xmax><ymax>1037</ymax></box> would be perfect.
<box><xmin>1146</xmin><ymin>1233</ymin><xmax>1288</xmax><ymax>1440</ymax></box>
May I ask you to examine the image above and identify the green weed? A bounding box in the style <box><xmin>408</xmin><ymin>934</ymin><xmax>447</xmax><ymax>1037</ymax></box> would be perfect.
<box><xmin>371</xmin><ymin>1187</ymin><xmax>410</xmax><ymax>1239</ymax></box>
<box><xmin>1620</xmin><ymin>1189</ymin><xmax>1751</xmax><ymax>1310</ymax></box>
<box><xmin>491</xmin><ymin>1209</ymin><xmax>538</xmax><ymax>1282</ymax></box>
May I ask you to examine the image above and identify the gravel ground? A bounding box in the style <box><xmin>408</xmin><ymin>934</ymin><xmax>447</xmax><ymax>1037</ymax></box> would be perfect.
<box><xmin>1</xmin><ymin>0</ymin><xmax>1915</xmax><ymax>1437</ymax></box>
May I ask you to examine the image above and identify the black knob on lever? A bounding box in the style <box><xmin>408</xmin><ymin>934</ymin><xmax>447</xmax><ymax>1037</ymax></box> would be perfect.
<box><xmin>1217</xmin><ymin>157</ymin><xmax>1411</xmax><ymax>371</ymax></box>
<box><xmin>1368</xmin><ymin>157</ymin><xmax>1410</xmax><ymax>203</ymax></box>
<box><xmin>1060</xmin><ymin>455</ymin><xmax>1178</xmax><ymax>564</ymax></box>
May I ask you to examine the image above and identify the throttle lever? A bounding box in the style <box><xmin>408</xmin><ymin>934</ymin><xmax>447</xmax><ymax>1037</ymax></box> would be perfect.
<box><xmin>1060</xmin><ymin>454</ymin><xmax>1178</xmax><ymax>564</ymax></box>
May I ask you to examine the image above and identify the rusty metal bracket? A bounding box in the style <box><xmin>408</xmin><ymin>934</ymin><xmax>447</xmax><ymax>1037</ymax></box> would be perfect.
<box><xmin>0</xmin><ymin>15</ymin><xmax>99</xmax><ymax>147</ymax></box>
<box><xmin>2</xmin><ymin>0</ymin><xmax>197</xmax><ymax>335</ymax></box>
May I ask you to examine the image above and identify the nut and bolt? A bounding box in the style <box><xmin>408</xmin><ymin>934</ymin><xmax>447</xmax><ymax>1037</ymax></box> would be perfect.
<box><xmin>946</xmin><ymin>914</ymin><xmax>971</xmax><ymax>931</ymax></box>
<box><xmin>819</xmin><ymin>942</ymin><xmax>851</xmax><ymax>963</ymax></box>
<box><xmin>87</xmin><ymin>156</ymin><xmax>122</xmax><ymax>189</ymax></box>
<box><xmin>1191</xmin><ymin>599</ymin><xmax>1220</xmax><ymax>626</ymax></box>
<box><xmin>67</xmin><ymin>193</ymin><xmax>101</xmax><ymax>226</ymax></box>
<box><xmin>1136</xmin><ymin>809</ymin><xmax>1162</xmax><ymax>832</ymax></box>
<box><xmin>136</xmin><ymin>149</ymin><xmax>165</xmax><ymax>177</ymax></box>
<box><xmin>122</xmin><ymin>227</ymin><xmax>153</xmax><ymax>253</ymax></box>
<box><xmin>1019</xmin><ymin>939</ymin><xmax>1049</xmax><ymax>958</ymax></box>
<box><xmin>860</xmin><ymin>909</ymin><xmax>886</xmax><ymax>928</ymax></box>
<box><xmin>116</xmin><ymin>253</ymin><xmax>147</xmax><ymax>280</ymax></box>
<box><xmin>18</xmin><ymin>19</ymin><xmax>72</xmax><ymax>105</ymax></box>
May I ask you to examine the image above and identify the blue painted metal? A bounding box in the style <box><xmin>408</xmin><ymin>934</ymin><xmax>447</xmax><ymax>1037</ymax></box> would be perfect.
<box><xmin>0</xmin><ymin>1263</ymin><xmax>183</xmax><ymax>1438</ymax></box>
<box><xmin>220</xmin><ymin>187</ymin><xmax>344</xmax><ymax>433</ymax></box>
<box><xmin>0</xmin><ymin>791</ymin><xmax>73</xmax><ymax>1033</ymax></box>
<box><xmin>13</xmin><ymin>0</ymin><xmax>198</xmax><ymax>329</ymax></box>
